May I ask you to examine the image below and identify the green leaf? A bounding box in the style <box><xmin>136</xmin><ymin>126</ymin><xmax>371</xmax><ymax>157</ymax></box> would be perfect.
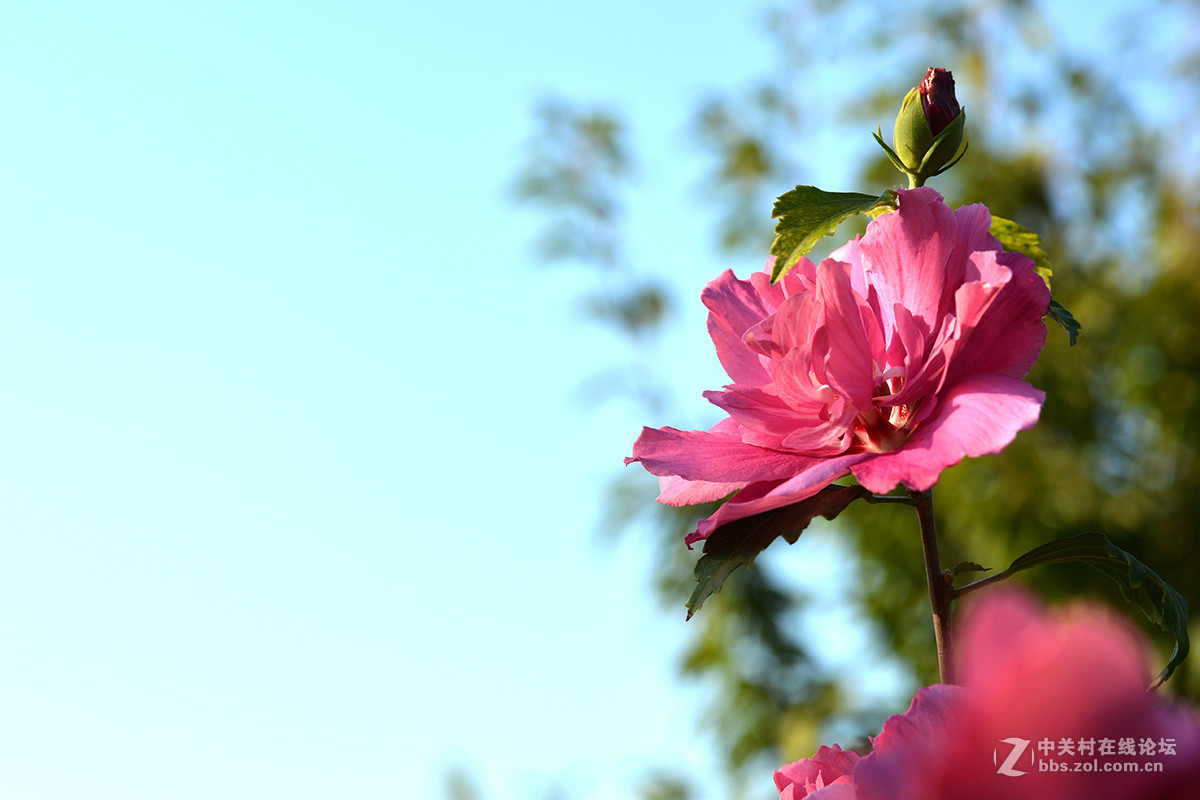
<box><xmin>989</xmin><ymin>215</ymin><xmax>1081</xmax><ymax>345</ymax></box>
<box><xmin>989</xmin><ymin>215</ymin><xmax>1054</xmax><ymax>284</ymax></box>
<box><xmin>768</xmin><ymin>186</ymin><xmax>896</xmax><ymax>283</ymax></box>
<box><xmin>996</xmin><ymin>532</ymin><xmax>1190</xmax><ymax>687</ymax></box>
<box><xmin>949</xmin><ymin>561</ymin><xmax>989</xmax><ymax>576</ymax></box>
<box><xmin>1048</xmin><ymin>298</ymin><xmax>1082</xmax><ymax>346</ymax></box>
<box><xmin>686</xmin><ymin>485</ymin><xmax>868</xmax><ymax>619</ymax></box>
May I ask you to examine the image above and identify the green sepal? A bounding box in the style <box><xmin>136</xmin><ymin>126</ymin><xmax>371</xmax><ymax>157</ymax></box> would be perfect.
<box><xmin>768</xmin><ymin>186</ymin><xmax>897</xmax><ymax>283</ymax></box>
<box><xmin>872</xmin><ymin>128</ymin><xmax>910</xmax><ymax>175</ymax></box>
<box><xmin>914</xmin><ymin>110</ymin><xmax>967</xmax><ymax>178</ymax></box>
<box><xmin>892</xmin><ymin>87</ymin><xmax>930</xmax><ymax>171</ymax></box>
<box><xmin>686</xmin><ymin>485</ymin><xmax>868</xmax><ymax>619</ymax></box>
<box><xmin>982</xmin><ymin>532</ymin><xmax>1190</xmax><ymax>687</ymax></box>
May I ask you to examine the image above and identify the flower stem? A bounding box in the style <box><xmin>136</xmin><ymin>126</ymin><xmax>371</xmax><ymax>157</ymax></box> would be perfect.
<box><xmin>910</xmin><ymin>489</ymin><xmax>956</xmax><ymax>684</ymax></box>
<box><xmin>953</xmin><ymin>568</ymin><xmax>1013</xmax><ymax>599</ymax></box>
<box><xmin>863</xmin><ymin>492</ymin><xmax>920</xmax><ymax>506</ymax></box>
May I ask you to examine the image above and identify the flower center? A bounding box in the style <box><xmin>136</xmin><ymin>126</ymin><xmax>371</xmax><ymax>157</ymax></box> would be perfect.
<box><xmin>851</xmin><ymin>407</ymin><xmax>908</xmax><ymax>453</ymax></box>
<box><xmin>849</xmin><ymin>377</ymin><xmax>916</xmax><ymax>454</ymax></box>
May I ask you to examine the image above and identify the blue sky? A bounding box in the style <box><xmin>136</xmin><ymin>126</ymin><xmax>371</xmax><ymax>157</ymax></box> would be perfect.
<box><xmin>0</xmin><ymin>2</ymin><xmax>784</xmax><ymax>798</ymax></box>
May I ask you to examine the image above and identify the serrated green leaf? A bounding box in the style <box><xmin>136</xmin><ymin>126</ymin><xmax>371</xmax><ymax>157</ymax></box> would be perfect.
<box><xmin>996</xmin><ymin>532</ymin><xmax>1189</xmax><ymax>687</ymax></box>
<box><xmin>1048</xmin><ymin>298</ymin><xmax>1082</xmax><ymax>346</ymax></box>
<box><xmin>768</xmin><ymin>186</ymin><xmax>896</xmax><ymax>283</ymax></box>
<box><xmin>989</xmin><ymin>215</ymin><xmax>1054</xmax><ymax>285</ymax></box>
<box><xmin>686</xmin><ymin>485</ymin><xmax>868</xmax><ymax>619</ymax></box>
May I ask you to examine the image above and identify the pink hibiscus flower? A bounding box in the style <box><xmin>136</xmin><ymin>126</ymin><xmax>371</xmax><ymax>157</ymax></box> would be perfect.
<box><xmin>626</xmin><ymin>187</ymin><xmax>1049</xmax><ymax>545</ymax></box>
<box><xmin>774</xmin><ymin>589</ymin><xmax>1200</xmax><ymax>800</ymax></box>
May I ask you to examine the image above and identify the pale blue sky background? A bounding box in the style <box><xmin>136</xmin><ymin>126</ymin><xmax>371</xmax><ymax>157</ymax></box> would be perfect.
<box><xmin>0</xmin><ymin>2</ymin><xmax>787</xmax><ymax>799</ymax></box>
<box><xmin>0</xmin><ymin>1</ymin><xmax>1168</xmax><ymax>799</ymax></box>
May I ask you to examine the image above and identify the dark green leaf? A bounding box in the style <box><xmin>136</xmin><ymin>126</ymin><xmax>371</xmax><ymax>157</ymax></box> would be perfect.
<box><xmin>768</xmin><ymin>186</ymin><xmax>896</xmax><ymax>282</ymax></box>
<box><xmin>686</xmin><ymin>485</ymin><xmax>867</xmax><ymax>619</ymax></box>
<box><xmin>998</xmin><ymin>532</ymin><xmax>1189</xmax><ymax>687</ymax></box>
<box><xmin>1048</xmin><ymin>298</ymin><xmax>1082</xmax><ymax>346</ymax></box>
<box><xmin>949</xmin><ymin>561</ymin><xmax>989</xmax><ymax>576</ymax></box>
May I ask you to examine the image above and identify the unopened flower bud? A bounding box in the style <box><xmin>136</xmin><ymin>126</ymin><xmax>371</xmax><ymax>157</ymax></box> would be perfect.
<box><xmin>919</xmin><ymin>68</ymin><xmax>960</xmax><ymax>136</ymax></box>
<box><xmin>885</xmin><ymin>67</ymin><xmax>967</xmax><ymax>186</ymax></box>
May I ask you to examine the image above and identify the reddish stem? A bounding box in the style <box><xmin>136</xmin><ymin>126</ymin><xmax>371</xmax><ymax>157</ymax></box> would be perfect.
<box><xmin>911</xmin><ymin>489</ymin><xmax>956</xmax><ymax>684</ymax></box>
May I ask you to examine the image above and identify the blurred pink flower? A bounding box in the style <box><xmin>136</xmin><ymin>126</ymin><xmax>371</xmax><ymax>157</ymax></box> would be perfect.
<box><xmin>774</xmin><ymin>589</ymin><xmax>1200</xmax><ymax>800</ymax></box>
<box><xmin>626</xmin><ymin>188</ymin><xmax>1049</xmax><ymax>545</ymax></box>
<box><xmin>773</xmin><ymin>744</ymin><xmax>859</xmax><ymax>799</ymax></box>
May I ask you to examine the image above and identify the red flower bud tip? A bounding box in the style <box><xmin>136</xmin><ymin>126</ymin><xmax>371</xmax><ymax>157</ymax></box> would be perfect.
<box><xmin>919</xmin><ymin>68</ymin><xmax>960</xmax><ymax>136</ymax></box>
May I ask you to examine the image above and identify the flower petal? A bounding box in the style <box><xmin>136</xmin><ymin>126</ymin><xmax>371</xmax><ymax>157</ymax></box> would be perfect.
<box><xmin>703</xmin><ymin>268</ymin><xmax>784</xmax><ymax>385</ymax></box>
<box><xmin>814</xmin><ymin>258</ymin><xmax>882</xmax><ymax>409</ymax></box>
<box><xmin>656</xmin><ymin>474</ymin><xmax>745</xmax><ymax>506</ymax></box>
<box><xmin>706</xmin><ymin>384</ymin><xmax>851</xmax><ymax>454</ymax></box>
<box><xmin>944</xmin><ymin>250</ymin><xmax>1050</xmax><ymax>383</ymax></box>
<box><xmin>849</xmin><ymin>374</ymin><xmax>1044</xmax><ymax>493</ymax></box>
<box><xmin>775</xmin><ymin>744</ymin><xmax>860</xmax><ymax>800</ymax></box>
<box><xmin>850</xmin><ymin>685</ymin><xmax>963</xmax><ymax>800</ymax></box>
<box><xmin>626</xmin><ymin>424</ymin><xmax>818</xmax><ymax>484</ymax></box>
<box><xmin>857</xmin><ymin>187</ymin><xmax>963</xmax><ymax>338</ymax></box>
<box><xmin>691</xmin><ymin>451</ymin><xmax>869</xmax><ymax>541</ymax></box>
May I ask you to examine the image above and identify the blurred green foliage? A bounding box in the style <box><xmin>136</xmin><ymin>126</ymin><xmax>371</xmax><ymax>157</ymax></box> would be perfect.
<box><xmin>508</xmin><ymin>1</ymin><xmax>1200</xmax><ymax>798</ymax></box>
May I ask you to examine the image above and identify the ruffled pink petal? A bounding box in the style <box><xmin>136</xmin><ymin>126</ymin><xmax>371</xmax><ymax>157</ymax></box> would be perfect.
<box><xmin>656</xmin><ymin>474</ymin><xmax>746</xmax><ymax>506</ymax></box>
<box><xmin>888</xmin><ymin>255</ymin><xmax>1011</xmax><ymax>408</ymax></box>
<box><xmin>857</xmin><ymin>187</ymin><xmax>964</xmax><ymax>338</ymax></box>
<box><xmin>797</xmin><ymin>784</ymin><xmax>856</xmax><ymax>800</ymax></box>
<box><xmin>777</xmin><ymin>771</ymin><xmax>858</xmax><ymax>800</ymax></box>
<box><xmin>829</xmin><ymin>235</ymin><xmax>868</xmax><ymax>298</ymax></box>
<box><xmin>944</xmin><ymin>250</ymin><xmax>1050</xmax><ymax>384</ymax></box>
<box><xmin>704</xmin><ymin>386</ymin><xmax>805</xmax><ymax>446</ymax></box>
<box><xmin>951</xmin><ymin>253</ymin><xmax>1011</xmax><ymax>336</ymax></box>
<box><xmin>767</xmin><ymin>257</ymin><xmax>820</xmax><ymax>299</ymax></box>
<box><xmin>814</xmin><ymin>259</ymin><xmax>882</xmax><ymax>409</ymax></box>
<box><xmin>626</xmin><ymin>425</ymin><xmax>819</xmax><ymax>484</ymax></box>
<box><xmin>849</xmin><ymin>374</ymin><xmax>1044</xmax><ymax>493</ymax></box>
<box><xmin>851</xmin><ymin>685</ymin><xmax>963</xmax><ymax>800</ymax></box>
<box><xmin>744</xmin><ymin>292</ymin><xmax>822</xmax><ymax>359</ymax></box>
<box><xmin>886</xmin><ymin>307</ymin><xmax>956</xmax><ymax>407</ymax></box>
<box><xmin>947</xmin><ymin>201</ymin><xmax>1002</xmax><ymax>265</ymax></box>
<box><xmin>775</xmin><ymin>744</ymin><xmax>860</xmax><ymax>800</ymax></box>
<box><xmin>703</xmin><ymin>268</ymin><xmax>791</xmax><ymax>385</ymax></box>
<box><xmin>706</xmin><ymin>385</ymin><xmax>850</xmax><ymax>454</ymax></box>
<box><xmin>692</xmin><ymin>452</ymin><xmax>869</xmax><ymax>541</ymax></box>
